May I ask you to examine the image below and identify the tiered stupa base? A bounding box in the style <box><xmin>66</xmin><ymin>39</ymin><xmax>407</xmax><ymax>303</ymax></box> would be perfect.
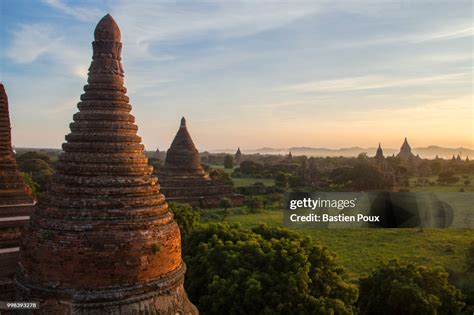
<box><xmin>16</xmin><ymin>264</ymin><xmax>197</xmax><ymax>314</ymax></box>
<box><xmin>160</xmin><ymin>178</ymin><xmax>244</xmax><ymax>208</ymax></box>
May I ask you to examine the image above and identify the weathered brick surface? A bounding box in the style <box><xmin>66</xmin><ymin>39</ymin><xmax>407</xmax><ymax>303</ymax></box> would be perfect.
<box><xmin>16</xmin><ymin>14</ymin><xmax>197</xmax><ymax>314</ymax></box>
<box><xmin>159</xmin><ymin>118</ymin><xmax>244</xmax><ymax>207</ymax></box>
<box><xmin>0</xmin><ymin>84</ymin><xmax>36</xmax><ymax>298</ymax></box>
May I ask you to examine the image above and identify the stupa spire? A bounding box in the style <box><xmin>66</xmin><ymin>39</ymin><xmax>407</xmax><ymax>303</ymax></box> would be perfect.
<box><xmin>375</xmin><ymin>142</ymin><xmax>384</xmax><ymax>160</ymax></box>
<box><xmin>0</xmin><ymin>83</ymin><xmax>12</xmax><ymax>150</ymax></box>
<box><xmin>235</xmin><ymin>147</ymin><xmax>242</xmax><ymax>164</ymax></box>
<box><xmin>16</xmin><ymin>15</ymin><xmax>197</xmax><ymax>314</ymax></box>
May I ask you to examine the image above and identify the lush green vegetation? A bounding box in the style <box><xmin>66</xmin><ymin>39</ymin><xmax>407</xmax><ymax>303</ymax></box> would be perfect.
<box><xmin>184</xmin><ymin>223</ymin><xmax>358</xmax><ymax>315</ymax></box>
<box><xmin>408</xmin><ymin>175</ymin><xmax>474</xmax><ymax>192</ymax></box>
<box><xmin>358</xmin><ymin>260</ymin><xmax>465</xmax><ymax>315</ymax></box>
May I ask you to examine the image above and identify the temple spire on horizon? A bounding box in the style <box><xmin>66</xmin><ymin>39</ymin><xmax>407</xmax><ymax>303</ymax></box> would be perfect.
<box><xmin>374</xmin><ymin>142</ymin><xmax>385</xmax><ymax>160</ymax></box>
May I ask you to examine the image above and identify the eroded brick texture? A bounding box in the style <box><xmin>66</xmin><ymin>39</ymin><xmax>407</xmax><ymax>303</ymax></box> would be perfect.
<box><xmin>0</xmin><ymin>83</ymin><xmax>35</xmax><ymax>300</ymax></box>
<box><xmin>159</xmin><ymin>118</ymin><xmax>244</xmax><ymax>207</ymax></box>
<box><xmin>16</xmin><ymin>14</ymin><xmax>197</xmax><ymax>314</ymax></box>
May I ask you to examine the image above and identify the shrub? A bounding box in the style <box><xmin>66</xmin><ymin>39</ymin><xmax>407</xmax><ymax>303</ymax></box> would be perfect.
<box><xmin>244</xmin><ymin>196</ymin><xmax>264</xmax><ymax>213</ymax></box>
<box><xmin>358</xmin><ymin>260</ymin><xmax>465</xmax><ymax>315</ymax></box>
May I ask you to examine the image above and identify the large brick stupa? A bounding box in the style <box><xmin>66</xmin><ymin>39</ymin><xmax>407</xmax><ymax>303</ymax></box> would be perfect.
<box><xmin>15</xmin><ymin>14</ymin><xmax>198</xmax><ymax>314</ymax></box>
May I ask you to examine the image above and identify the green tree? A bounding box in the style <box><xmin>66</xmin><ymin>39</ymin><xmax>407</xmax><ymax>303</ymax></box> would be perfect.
<box><xmin>224</xmin><ymin>155</ymin><xmax>234</xmax><ymax>169</ymax></box>
<box><xmin>19</xmin><ymin>172</ymin><xmax>39</xmax><ymax>198</ymax></box>
<box><xmin>358</xmin><ymin>260</ymin><xmax>465</xmax><ymax>315</ymax></box>
<box><xmin>168</xmin><ymin>202</ymin><xmax>200</xmax><ymax>239</ymax></box>
<box><xmin>239</xmin><ymin>160</ymin><xmax>264</xmax><ymax>175</ymax></box>
<box><xmin>184</xmin><ymin>223</ymin><xmax>358</xmax><ymax>315</ymax></box>
<box><xmin>288</xmin><ymin>174</ymin><xmax>304</xmax><ymax>188</ymax></box>
<box><xmin>274</xmin><ymin>171</ymin><xmax>289</xmax><ymax>189</ymax></box>
<box><xmin>244</xmin><ymin>196</ymin><xmax>264</xmax><ymax>213</ymax></box>
<box><xmin>16</xmin><ymin>151</ymin><xmax>52</xmax><ymax>164</ymax></box>
<box><xmin>17</xmin><ymin>157</ymin><xmax>54</xmax><ymax>192</ymax></box>
<box><xmin>438</xmin><ymin>171</ymin><xmax>459</xmax><ymax>185</ymax></box>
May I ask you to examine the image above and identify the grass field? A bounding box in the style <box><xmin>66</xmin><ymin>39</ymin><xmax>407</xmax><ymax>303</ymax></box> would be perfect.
<box><xmin>407</xmin><ymin>175</ymin><xmax>474</xmax><ymax>192</ymax></box>
<box><xmin>209</xmin><ymin>164</ymin><xmax>275</xmax><ymax>187</ymax></box>
<box><xmin>201</xmin><ymin>169</ymin><xmax>474</xmax><ymax>293</ymax></box>
<box><xmin>205</xmin><ymin>208</ymin><xmax>474</xmax><ymax>293</ymax></box>
<box><xmin>199</xmin><ymin>167</ymin><xmax>474</xmax><ymax>294</ymax></box>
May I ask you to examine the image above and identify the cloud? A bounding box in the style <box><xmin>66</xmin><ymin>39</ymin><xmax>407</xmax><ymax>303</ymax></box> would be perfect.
<box><xmin>41</xmin><ymin>0</ymin><xmax>102</xmax><ymax>22</ymax></box>
<box><xmin>6</xmin><ymin>24</ymin><xmax>61</xmax><ymax>63</ymax></box>
<box><xmin>6</xmin><ymin>23</ymin><xmax>89</xmax><ymax>78</ymax></box>
<box><xmin>286</xmin><ymin>72</ymin><xmax>470</xmax><ymax>93</ymax></box>
<box><xmin>333</xmin><ymin>24</ymin><xmax>473</xmax><ymax>49</ymax></box>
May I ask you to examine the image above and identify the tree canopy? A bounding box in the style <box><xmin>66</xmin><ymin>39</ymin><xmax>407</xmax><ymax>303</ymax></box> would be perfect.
<box><xmin>184</xmin><ymin>223</ymin><xmax>358</xmax><ymax>315</ymax></box>
<box><xmin>358</xmin><ymin>260</ymin><xmax>465</xmax><ymax>315</ymax></box>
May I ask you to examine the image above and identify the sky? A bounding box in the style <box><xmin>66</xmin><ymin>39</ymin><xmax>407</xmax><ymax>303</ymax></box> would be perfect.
<box><xmin>0</xmin><ymin>0</ymin><xmax>472</xmax><ymax>151</ymax></box>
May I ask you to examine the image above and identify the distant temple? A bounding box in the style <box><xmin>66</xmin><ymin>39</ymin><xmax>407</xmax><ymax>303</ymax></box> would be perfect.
<box><xmin>0</xmin><ymin>84</ymin><xmax>36</xmax><ymax>299</ymax></box>
<box><xmin>374</xmin><ymin>143</ymin><xmax>384</xmax><ymax>161</ymax></box>
<box><xmin>15</xmin><ymin>15</ymin><xmax>197</xmax><ymax>314</ymax></box>
<box><xmin>372</xmin><ymin>143</ymin><xmax>397</xmax><ymax>191</ymax></box>
<box><xmin>396</xmin><ymin>137</ymin><xmax>418</xmax><ymax>160</ymax></box>
<box><xmin>159</xmin><ymin>117</ymin><xmax>243</xmax><ymax>207</ymax></box>
<box><xmin>235</xmin><ymin>147</ymin><xmax>242</xmax><ymax>164</ymax></box>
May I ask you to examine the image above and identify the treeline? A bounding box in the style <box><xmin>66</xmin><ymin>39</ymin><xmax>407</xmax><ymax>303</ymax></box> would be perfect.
<box><xmin>229</xmin><ymin>153</ymin><xmax>474</xmax><ymax>191</ymax></box>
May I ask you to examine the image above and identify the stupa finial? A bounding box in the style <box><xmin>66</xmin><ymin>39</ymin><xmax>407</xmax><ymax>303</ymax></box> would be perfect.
<box><xmin>181</xmin><ymin>116</ymin><xmax>186</xmax><ymax>128</ymax></box>
<box><xmin>94</xmin><ymin>14</ymin><xmax>121</xmax><ymax>42</ymax></box>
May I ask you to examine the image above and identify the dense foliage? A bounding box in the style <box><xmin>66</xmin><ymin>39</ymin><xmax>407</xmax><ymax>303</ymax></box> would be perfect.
<box><xmin>168</xmin><ymin>202</ymin><xmax>200</xmax><ymax>239</ymax></box>
<box><xmin>16</xmin><ymin>151</ymin><xmax>55</xmax><ymax>194</ymax></box>
<box><xmin>224</xmin><ymin>155</ymin><xmax>234</xmax><ymax>169</ymax></box>
<box><xmin>184</xmin><ymin>223</ymin><xmax>358</xmax><ymax>315</ymax></box>
<box><xmin>358</xmin><ymin>260</ymin><xmax>465</xmax><ymax>315</ymax></box>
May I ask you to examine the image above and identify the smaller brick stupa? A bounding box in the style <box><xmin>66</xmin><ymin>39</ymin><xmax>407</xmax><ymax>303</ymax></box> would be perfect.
<box><xmin>0</xmin><ymin>83</ymin><xmax>35</xmax><ymax>299</ymax></box>
<box><xmin>159</xmin><ymin>117</ymin><xmax>243</xmax><ymax>207</ymax></box>
<box><xmin>396</xmin><ymin>137</ymin><xmax>417</xmax><ymax>160</ymax></box>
